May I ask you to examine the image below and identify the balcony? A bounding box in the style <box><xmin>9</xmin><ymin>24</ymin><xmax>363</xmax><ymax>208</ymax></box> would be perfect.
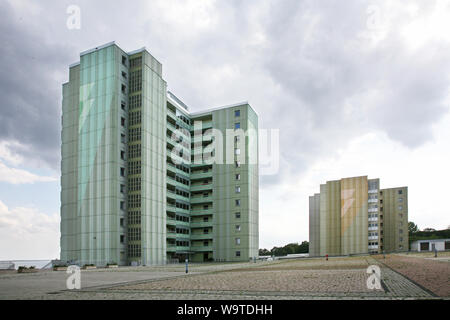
<box><xmin>166</xmin><ymin>218</ymin><xmax>176</xmax><ymax>226</ymax></box>
<box><xmin>167</xmin><ymin>122</ymin><xmax>190</xmax><ymax>140</ymax></box>
<box><xmin>166</xmin><ymin>163</ymin><xmax>190</xmax><ymax>178</ymax></box>
<box><xmin>166</xmin><ymin>232</ymin><xmax>176</xmax><ymax>239</ymax></box>
<box><xmin>166</xmin><ymin>245</ymin><xmax>191</xmax><ymax>253</ymax></box>
<box><xmin>166</xmin><ymin>205</ymin><xmax>176</xmax><ymax>212</ymax></box>
<box><xmin>190</xmin><ymin>196</ymin><xmax>213</xmax><ymax>204</ymax></box>
<box><xmin>175</xmin><ymin>233</ymin><xmax>191</xmax><ymax>240</ymax></box>
<box><xmin>190</xmin><ymin>208</ymin><xmax>213</xmax><ymax>216</ymax></box>
<box><xmin>174</xmin><ymin>220</ymin><xmax>190</xmax><ymax>228</ymax></box>
<box><xmin>167</xmin><ymin>189</ymin><xmax>190</xmax><ymax>202</ymax></box>
<box><xmin>190</xmin><ymin>171</ymin><xmax>213</xmax><ymax>181</ymax></box>
<box><xmin>167</xmin><ymin>109</ymin><xmax>177</xmax><ymax>121</ymax></box>
<box><xmin>167</xmin><ymin>176</ymin><xmax>190</xmax><ymax>190</ymax></box>
<box><xmin>190</xmin><ymin>246</ymin><xmax>213</xmax><ymax>252</ymax></box>
<box><xmin>190</xmin><ymin>221</ymin><xmax>213</xmax><ymax>228</ymax></box>
<box><xmin>190</xmin><ymin>183</ymin><xmax>213</xmax><ymax>192</ymax></box>
<box><xmin>190</xmin><ymin>233</ymin><xmax>213</xmax><ymax>240</ymax></box>
<box><xmin>191</xmin><ymin>133</ymin><xmax>212</xmax><ymax>144</ymax></box>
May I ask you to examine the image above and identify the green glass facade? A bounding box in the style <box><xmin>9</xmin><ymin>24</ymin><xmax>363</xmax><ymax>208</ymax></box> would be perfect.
<box><xmin>61</xmin><ymin>42</ymin><xmax>259</xmax><ymax>266</ymax></box>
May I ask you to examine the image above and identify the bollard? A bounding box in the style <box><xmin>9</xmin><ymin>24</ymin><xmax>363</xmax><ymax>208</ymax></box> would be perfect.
<box><xmin>325</xmin><ymin>254</ymin><xmax>328</xmax><ymax>261</ymax></box>
<box><xmin>185</xmin><ymin>258</ymin><xmax>188</xmax><ymax>273</ymax></box>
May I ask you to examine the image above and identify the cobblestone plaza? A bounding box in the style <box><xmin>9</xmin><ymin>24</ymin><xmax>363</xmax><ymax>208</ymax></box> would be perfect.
<box><xmin>1</xmin><ymin>252</ymin><xmax>448</xmax><ymax>300</ymax></box>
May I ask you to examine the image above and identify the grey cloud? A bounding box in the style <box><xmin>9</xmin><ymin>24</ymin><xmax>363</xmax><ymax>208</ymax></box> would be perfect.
<box><xmin>0</xmin><ymin>1</ymin><xmax>76</xmax><ymax>169</ymax></box>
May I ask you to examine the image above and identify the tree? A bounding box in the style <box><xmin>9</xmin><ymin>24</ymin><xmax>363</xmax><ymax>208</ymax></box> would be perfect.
<box><xmin>408</xmin><ymin>221</ymin><xmax>419</xmax><ymax>235</ymax></box>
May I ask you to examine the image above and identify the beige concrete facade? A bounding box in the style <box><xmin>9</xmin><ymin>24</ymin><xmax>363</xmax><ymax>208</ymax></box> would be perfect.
<box><xmin>381</xmin><ymin>187</ymin><xmax>409</xmax><ymax>252</ymax></box>
<box><xmin>309</xmin><ymin>176</ymin><xmax>408</xmax><ymax>256</ymax></box>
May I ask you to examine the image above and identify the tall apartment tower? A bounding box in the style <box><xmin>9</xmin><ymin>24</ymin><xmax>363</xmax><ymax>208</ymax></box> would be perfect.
<box><xmin>61</xmin><ymin>42</ymin><xmax>259</xmax><ymax>266</ymax></box>
<box><xmin>309</xmin><ymin>176</ymin><xmax>408</xmax><ymax>256</ymax></box>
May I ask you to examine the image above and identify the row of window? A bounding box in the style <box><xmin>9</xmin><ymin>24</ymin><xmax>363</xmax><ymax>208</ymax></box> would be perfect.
<box><xmin>129</xmin><ymin>110</ymin><xmax>141</xmax><ymax>126</ymax></box>
<box><xmin>129</xmin><ymin>70</ymin><xmax>142</xmax><ymax>93</ymax></box>
<box><xmin>128</xmin><ymin>228</ymin><xmax>141</xmax><ymax>241</ymax></box>
<box><xmin>129</xmin><ymin>94</ymin><xmax>142</xmax><ymax>110</ymax></box>
<box><xmin>128</xmin><ymin>210</ymin><xmax>141</xmax><ymax>225</ymax></box>
<box><xmin>129</xmin><ymin>127</ymin><xmax>141</xmax><ymax>142</ymax></box>
<box><xmin>128</xmin><ymin>160</ymin><xmax>141</xmax><ymax>175</ymax></box>
<box><xmin>128</xmin><ymin>193</ymin><xmax>141</xmax><ymax>209</ymax></box>
<box><xmin>128</xmin><ymin>177</ymin><xmax>141</xmax><ymax>192</ymax></box>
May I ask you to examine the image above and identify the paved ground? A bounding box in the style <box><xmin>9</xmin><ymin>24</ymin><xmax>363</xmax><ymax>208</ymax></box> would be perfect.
<box><xmin>374</xmin><ymin>252</ymin><xmax>450</xmax><ymax>297</ymax></box>
<box><xmin>0</xmin><ymin>255</ymin><xmax>448</xmax><ymax>300</ymax></box>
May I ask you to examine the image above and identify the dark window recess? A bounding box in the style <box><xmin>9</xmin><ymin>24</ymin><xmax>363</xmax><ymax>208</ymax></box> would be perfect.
<box><xmin>122</xmin><ymin>55</ymin><xmax>127</xmax><ymax>65</ymax></box>
<box><xmin>120</xmin><ymin>167</ymin><xmax>125</xmax><ymax>176</ymax></box>
<box><xmin>120</xmin><ymin>235</ymin><xmax>125</xmax><ymax>243</ymax></box>
<box><xmin>121</xmin><ymin>117</ymin><xmax>126</xmax><ymax>127</ymax></box>
<box><xmin>121</xmin><ymin>84</ymin><xmax>126</xmax><ymax>93</ymax></box>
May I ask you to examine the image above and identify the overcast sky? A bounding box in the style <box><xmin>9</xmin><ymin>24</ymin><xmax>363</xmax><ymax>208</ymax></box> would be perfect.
<box><xmin>0</xmin><ymin>0</ymin><xmax>449</xmax><ymax>259</ymax></box>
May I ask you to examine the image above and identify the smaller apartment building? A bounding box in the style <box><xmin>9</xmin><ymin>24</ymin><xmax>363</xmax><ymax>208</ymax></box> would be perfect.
<box><xmin>309</xmin><ymin>176</ymin><xmax>408</xmax><ymax>256</ymax></box>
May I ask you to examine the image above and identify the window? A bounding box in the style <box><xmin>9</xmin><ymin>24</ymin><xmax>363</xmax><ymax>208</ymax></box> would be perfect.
<box><xmin>399</xmin><ymin>229</ymin><xmax>403</xmax><ymax>234</ymax></box>
<box><xmin>203</xmin><ymin>192</ymin><xmax>209</xmax><ymax>198</ymax></box>
<box><xmin>236</xmin><ymin>225</ymin><xmax>241</xmax><ymax>232</ymax></box>
<box><xmin>235</xmin><ymin>161</ymin><xmax>241</xmax><ymax>168</ymax></box>
<box><xmin>235</xmin><ymin>110</ymin><xmax>240</xmax><ymax>117</ymax></box>
<box><xmin>203</xmin><ymin>228</ymin><xmax>209</xmax><ymax>234</ymax></box>
<box><xmin>234</xmin><ymin>136</ymin><xmax>240</xmax><ymax>143</ymax></box>
<box><xmin>120</xmin><ymin>167</ymin><xmax>125</xmax><ymax>177</ymax></box>
<box><xmin>236</xmin><ymin>174</ymin><xmax>241</xmax><ymax>181</ymax></box>
<box><xmin>203</xmin><ymin>217</ymin><xmax>209</xmax><ymax>222</ymax></box>
<box><xmin>398</xmin><ymin>190</ymin><xmax>403</xmax><ymax>195</ymax></box>
<box><xmin>236</xmin><ymin>251</ymin><xmax>241</xmax><ymax>257</ymax></box>
<box><xmin>120</xmin><ymin>218</ymin><xmax>124</xmax><ymax>227</ymax></box>
<box><xmin>235</xmin><ymin>148</ymin><xmax>241</xmax><ymax>155</ymax></box>
<box><xmin>235</xmin><ymin>212</ymin><xmax>241</xmax><ymax>219</ymax></box>
<box><xmin>203</xmin><ymin>205</ymin><xmax>209</xmax><ymax>210</ymax></box>
<box><xmin>120</xmin><ymin>184</ymin><xmax>126</xmax><ymax>193</ymax></box>
<box><xmin>235</xmin><ymin>199</ymin><xmax>241</xmax><ymax>207</ymax></box>
<box><xmin>398</xmin><ymin>205</ymin><xmax>403</xmax><ymax>211</ymax></box>
<box><xmin>236</xmin><ymin>238</ymin><xmax>241</xmax><ymax>245</ymax></box>
<box><xmin>204</xmin><ymin>241</ymin><xmax>209</xmax><ymax>246</ymax></box>
<box><xmin>398</xmin><ymin>198</ymin><xmax>403</xmax><ymax>202</ymax></box>
<box><xmin>121</xmin><ymin>117</ymin><xmax>126</xmax><ymax>127</ymax></box>
<box><xmin>120</xmin><ymin>235</ymin><xmax>125</xmax><ymax>243</ymax></box>
<box><xmin>235</xmin><ymin>122</ymin><xmax>240</xmax><ymax>129</ymax></box>
<box><xmin>121</xmin><ymin>133</ymin><xmax>126</xmax><ymax>143</ymax></box>
<box><xmin>122</xmin><ymin>55</ymin><xmax>127</xmax><ymax>65</ymax></box>
<box><xmin>121</xmin><ymin>84</ymin><xmax>126</xmax><ymax>93</ymax></box>
<box><xmin>235</xmin><ymin>186</ymin><xmax>241</xmax><ymax>193</ymax></box>
<box><xmin>121</xmin><ymin>150</ymin><xmax>126</xmax><ymax>160</ymax></box>
<box><xmin>399</xmin><ymin>237</ymin><xmax>403</xmax><ymax>242</ymax></box>
<box><xmin>121</xmin><ymin>71</ymin><xmax>127</xmax><ymax>79</ymax></box>
<box><xmin>121</xmin><ymin>101</ymin><xmax>126</xmax><ymax>110</ymax></box>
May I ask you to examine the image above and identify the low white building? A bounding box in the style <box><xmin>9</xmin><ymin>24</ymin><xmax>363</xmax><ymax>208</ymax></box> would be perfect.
<box><xmin>410</xmin><ymin>239</ymin><xmax>450</xmax><ymax>252</ymax></box>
